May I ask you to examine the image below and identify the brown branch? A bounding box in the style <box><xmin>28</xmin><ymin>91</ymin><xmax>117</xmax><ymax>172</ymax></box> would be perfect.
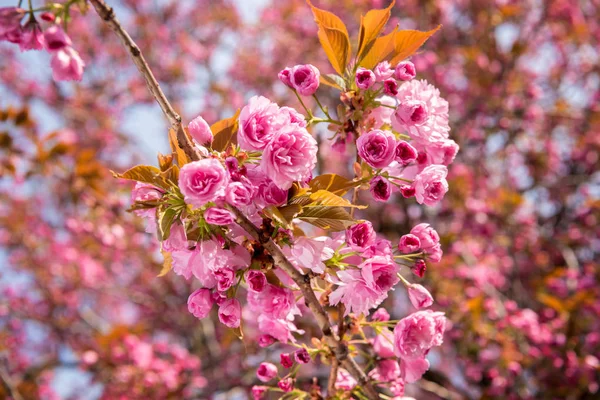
<box><xmin>226</xmin><ymin>206</ymin><xmax>378</xmax><ymax>398</ymax></box>
<box><xmin>89</xmin><ymin>0</ymin><xmax>377</xmax><ymax>397</ymax></box>
<box><xmin>0</xmin><ymin>365</ymin><xmax>24</xmax><ymax>400</ymax></box>
<box><xmin>327</xmin><ymin>357</ymin><xmax>339</xmax><ymax>397</ymax></box>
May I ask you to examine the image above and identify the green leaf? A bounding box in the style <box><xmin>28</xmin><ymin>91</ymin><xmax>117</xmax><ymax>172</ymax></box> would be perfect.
<box><xmin>320</xmin><ymin>74</ymin><xmax>346</xmax><ymax>90</ymax></box>
<box><xmin>211</xmin><ymin>109</ymin><xmax>241</xmax><ymax>152</ymax></box>
<box><xmin>306</xmin><ymin>190</ymin><xmax>366</xmax><ymax>209</ymax></box>
<box><xmin>297</xmin><ymin>206</ymin><xmax>355</xmax><ymax>231</ymax></box>
<box><xmin>309</xmin><ymin>174</ymin><xmax>360</xmax><ymax>196</ymax></box>
<box><xmin>156</xmin><ymin>206</ymin><xmax>180</xmax><ymax>241</ymax></box>
<box><xmin>112</xmin><ymin>165</ymin><xmax>170</xmax><ymax>190</ymax></box>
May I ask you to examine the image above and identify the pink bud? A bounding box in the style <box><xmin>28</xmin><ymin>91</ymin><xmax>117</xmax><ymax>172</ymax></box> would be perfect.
<box><xmin>258</xmin><ymin>335</ymin><xmax>276</xmax><ymax>348</ymax></box>
<box><xmin>398</xmin><ymin>234</ymin><xmax>421</xmax><ymax>253</ymax></box>
<box><xmin>204</xmin><ymin>207</ymin><xmax>235</xmax><ymax>226</ymax></box>
<box><xmin>215</xmin><ymin>267</ymin><xmax>235</xmax><ymax>292</ymax></box>
<box><xmin>246</xmin><ymin>270</ymin><xmax>267</xmax><ymax>292</ymax></box>
<box><xmin>383</xmin><ymin>78</ymin><xmax>398</xmax><ymax>96</ymax></box>
<box><xmin>19</xmin><ymin>19</ymin><xmax>45</xmax><ymax>51</ymax></box>
<box><xmin>371</xmin><ymin>308</ymin><xmax>390</xmax><ymax>322</ymax></box>
<box><xmin>374</xmin><ymin>61</ymin><xmax>394</xmax><ymax>81</ymax></box>
<box><xmin>407</xmin><ymin>284</ymin><xmax>434</xmax><ymax>309</ymax></box>
<box><xmin>256</xmin><ymin>362</ymin><xmax>278</xmax><ymax>382</ymax></box>
<box><xmin>278</xmin><ymin>67</ymin><xmax>293</xmax><ymax>88</ymax></box>
<box><xmin>355</xmin><ymin>67</ymin><xmax>376</xmax><ymax>89</ymax></box>
<box><xmin>278</xmin><ymin>377</ymin><xmax>294</xmax><ymax>392</ymax></box>
<box><xmin>251</xmin><ymin>386</ymin><xmax>268</xmax><ymax>400</ymax></box>
<box><xmin>50</xmin><ymin>47</ymin><xmax>85</xmax><ymax>81</ymax></box>
<box><xmin>188</xmin><ymin>115</ymin><xmax>213</xmax><ymax>145</ymax></box>
<box><xmin>187</xmin><ymin>288</ymin><xmax>214</xmax><ymax>319</ymax></box>
<box><xmin>294</xmin><ymin>348</ymin><xmax>311</xmax><ymax>364</ymax></box>
<box><xmin>395</xmin><ymin>141</ymin><xmax>418</xmax><ymax>165</ymax></box>
<box><xmin>370</xmin><ymin>176</ymin><xmax>391</xmax><ymax>202</ymax></box>
<box><xmin>43</xmin><ymin>25</ymin><xmax>71</xmax><ymax>51</ymax></box>
<box><xmin>394</xmin><ymin>61</ymin><xmax>416</xmax><ymax>81</ymax></box>
<box><xmin>280</xmin><ymin>353</ymin><xmax>293</xmax><ymax>368</ymax></box>
<box><xmin>40</xmin><ymin>12</ymin><xmax>55</xmax><ymax>22</ymax></box>
<box><xmin>290</xmin><ymin>64</ymin><xmax>320</xmax><ymax>96</ymax></box>
<box><xmin>218</xmin><ymin>298</ymin><xmax>241</xmax><ymax>328</ymax></box>
<box><xmin>412</xmin><ymin>260</ymin><xmax>426</xmax><ymax>277</ymax></box>
<box><xmin>400</xmin><ymin>185</ymin><xmax>415</xmax><ymax>198</ymax></box>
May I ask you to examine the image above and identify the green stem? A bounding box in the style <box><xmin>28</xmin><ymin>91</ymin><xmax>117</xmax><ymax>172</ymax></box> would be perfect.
<box><xmin>313</xmin><ymin>94</ymin><xmax>332</xmax><ymax>119</ymax></box>
<box><xmin>293</xmin><ymin>90</ymin><xmax>313</xmax><ymax>119</ymax></box>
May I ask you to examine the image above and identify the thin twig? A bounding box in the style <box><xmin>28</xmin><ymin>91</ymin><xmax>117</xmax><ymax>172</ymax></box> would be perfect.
<box><xmin>89</xmin><ymin>1</ymin><xmax>378</xmax><ymax>397</ymax></box>
<box><xmin>327</xmin><ymin>357</ymin><xmax>339</xmax><ymax>397</ymax></box>
<box><xmin>0</xmin><ymin>365</ymin><xmax>24</xmax><ymax>400</ymax></box>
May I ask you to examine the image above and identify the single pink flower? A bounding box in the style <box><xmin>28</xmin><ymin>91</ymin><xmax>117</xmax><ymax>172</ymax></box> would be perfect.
<box><xmin>290</xmin><ymin>64</ymin><xmax>320</xmax><ymax>96</ymax></box>
<box><xmin>246</xmin><ymin>270</ymin><xmax>267</xmax><ymax>292</ymax></box>
<box><xmin>356</xmin><ymin>67</ymin><xmax>376</xmax><ymax>89</ymax></box>
<box><xmin>394</xmin><ymin>61</ymin><xmax>416</xmax><ymax>81</ymax></box>
<box><xmin>398</xmin><ymin>234</ymin><xmax>421</xmax><ymax>253</ymax></box>
<box><xmin>50</xmin><ymin>47</ymin><xmax>85</xmax><ymax>81</ymax></box>
<box><xmin>218</xmin><ymin>298</ymin><xmax>241</xmax><ymax>328</ymax></box>
<box><xmin>374</xmin><ymin>61</ymin><xmax>394</xmax><ymax>81</ymax></box>
<box><xmin>356</xmin><ymin>129</ymin><xmax>397</xmax><ymax>168</ymax></box>
<box><xmin>280</xmin><ymin>353</ymin><xmax>293</xmax><ymax>368</ymax></box>
<box><xmin>278</xmin><ymin>377</ymin><xmax>294</xmax><ymax>392</ymax></box>
<box><xmin>335</xmin><ymin>368</ymin><xmax>357</xmax><ymax>390</ymax></box>
<box><xmin>370</xmin><ymin>176</ymin><xmax>392</xmax><ymax>202</ymax></box>
<box><xmin>19</xmin><ymin>19</ymin><xmax>45</xmax><ymax>51</ymax></box>
<box><xmin>238</xmin><ymin>95</ymin><xmax>282</xmax><ymax>151</ymax></box>
<box><xmin>278</xmin><ymin>67</ymin><xmax>293</xmax><ymax>88</ymax></box>
<box><xmin>407</xmin><ymin>284</ymin><xmax>434</xmax><ymax>309</ymax></box>
<box><xmin>256</xmin><ymin>362</ymin><xmax>278</xmax><ymax>382</ymax></box>
<box><xmin>204</xmin><ymin>207</ymin><xmax>235</xmax><ymax>225</ymax></box>
<box><xmin>179</xmin><ymin>158</ymin><xmax>228</xmax><ymax>207</ymax></box>
<box><xmin>188</xmin><ymin>115</ymin><xmax>213</xmax><ymax>145</ymax></box>
<box><xmin>412</xmin><ymin>165</ymin><xmax>448</xmax><ymax>206</ymax></box>
<box><xmin>346</xmin><ymin>221</ymin><xmax>376</xmax><ymax>252</ymax></box>
<box><xmin>260</xmin><ymin>124</ymin><xmax>317</xmax><ymax>190</ymax></box>
<box><xmin>187</xmin><ymin>288</ymin><xmax>213</xmax><ymax>319</ymax></box>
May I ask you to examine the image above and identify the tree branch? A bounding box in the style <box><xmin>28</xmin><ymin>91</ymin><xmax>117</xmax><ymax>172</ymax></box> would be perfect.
<box><xmin>89</xmin><ymin>0</ymin><xmax>377</xmax><ymax>397</ymax></box>
<box><xmin>0</xmin><ymin>365</ymin><xmax>24</xmax><ymax>400</ymax></box>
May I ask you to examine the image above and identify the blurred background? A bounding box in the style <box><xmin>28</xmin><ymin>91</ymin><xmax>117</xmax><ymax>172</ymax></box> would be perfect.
<box><xmin>1</xmin><ymin>0</ymin><xmax>599</xmax><ymax>398</ymax></box>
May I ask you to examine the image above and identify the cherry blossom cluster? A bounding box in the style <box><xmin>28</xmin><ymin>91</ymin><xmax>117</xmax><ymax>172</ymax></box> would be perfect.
<box><xmin>129</xmin><ymin>52</ymin><xmax>456</xmax><ymax>395</ymax></box>
<box><xmin>339</xmin><ymin>61</ymin><xmax>459</xmax><ymax>206</ymax></box>
<box><xmin>0</xmin><ymin>6</ymin><xmax>84</xmax><ymax>81</ymax></box>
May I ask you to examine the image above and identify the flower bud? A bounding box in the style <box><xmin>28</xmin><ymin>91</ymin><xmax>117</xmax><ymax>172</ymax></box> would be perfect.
<box><xmin>395</xmin><ymin>141</ymin><xmax>418</xmax><ymax>165</ymax></box>
<box><xmin>383</xmin><ymin>78</ymin><xmax>398</xmax><ymax>96</ymax></box>
<box><xmin>294</xmin><ymin>348</ymin><xmax>311</xmax><ymax>364</ymax></box>
<box><xmin>280</xmin><ymin>353</ymin><xmax>293</xmax><ymax>368</ymax></box>
<box><xmin>407</xmin><ymin>284</ymin><xmax>434</xmax><ymax>309</ymax></box>
<box><xmin>187</xmin><ymin>288</ymin><xmax>214</xmax><ymax>319</ymax></box>
<box><xmin>355</xmin><ymin>67</ymin><xmax>376</xmax><ymax>89</ymax></box>
<box><xmin>394</xmin><ymin>61</ymin><xmax>416</xmax><ymax>81</ymax></box>
<box><xmin>188</xmin><ymin>115</ymin><xmax>213</xmax><ymax>145</ymax></box>
<box><xmin>278</xmin><ymin>377</ymin><xmax>294</xmax><ymax>392</ymax></box>
<box><xmin>278</xmin><ymin>67</ymin><xmax>293</xmax><ymax>88</ymax></box>
<box><xmin>290</xmin><ymin>64</ymin><xmax>320</xmax><ymax>96</ymax></box>
<box><xmin>412</xmin><ymin>259</ymin><xmax>426</xmax><ymax>278</ymax></box>
<box><xmin>256</xmin><ymin>362</ymin><xmax>278</xmax><ymax>382</ymax></box>
<box><xmin>370</xmin><ymin>176</ymin><xmax>391</xmax><ymax>202</ymax></box>
<box><xmin>218</xmin><ymin>298</ymin><xmax>241</xmax><ymax>328</ymax></box>
<box><xmin>246</xmin><ymin>270</ymin><xmax>267</xmax><ymax>292</ymax></box>
<box><xmin>398</xmin><ymin>234</ymin><xmax>421</xmax><ymax>253</ymax></box>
